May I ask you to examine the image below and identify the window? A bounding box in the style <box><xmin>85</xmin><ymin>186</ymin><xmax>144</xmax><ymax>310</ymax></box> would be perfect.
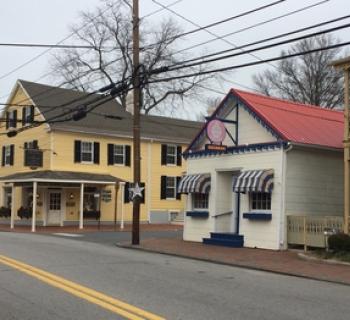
<box><xmin>4</xmin><ymin>145</ymin><xmax>12</xmax><ymax>166</ymax></box>
<box><xmin>166</xmin><ymin>145</ymin><xmax>176</xmax><ymax>165</ymax></box>
<box><xmin>83</xmin><ymin>193</ymin><xmax>99</xmax><ymax>211</ymax></box>
<box><xmin>24</xmin><ymin>140</ymin><xmax>38</xmax><ymax>150</ymax></box>
<box><xmin>114</xmin><ymin>145</ymin><xmax>125</xmax><ymax>165</ymax></box>
<box><xmin>81</xmin><ymin>141</ymin><xmax>93</xmax><ymax>162</ymax></box>
<box><xmin>22</xmin><ymin>106</ymin><xmax>34</xmax><ymax>125</ymax></box>
<box><xmin>4</xmin><ymin>188</ymin><xmax>12</xmax><ymax>208</ymax></box>
<box><xmin>251</xmin><ymin>192</ymin><xmax>271</xmax><ymax>210</ymax></box>
<box><xmin>161</xmin><ymin>144</ymin><xmax>182</xmax><ymax>166</ymax></box>
<box><xmin>166</xmin><ymin>177</ymin><xmax>177</xmax><ymax>199</ymax></box>
<box><xmin>193</xmin><ymin>193</ymin><xmax>209</xmax><ymax>209</ymax></box>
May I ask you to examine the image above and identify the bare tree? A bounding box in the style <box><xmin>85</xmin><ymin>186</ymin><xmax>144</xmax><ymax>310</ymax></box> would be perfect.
<box><xmin>50</xmin><ymin>0</ymin><xmax>216</xmax><ymax>115</ymax></box>
<box><xmin>253</xmin><ymin>34</ymin><xmax>344</xmax><ymax>109</ymax></box>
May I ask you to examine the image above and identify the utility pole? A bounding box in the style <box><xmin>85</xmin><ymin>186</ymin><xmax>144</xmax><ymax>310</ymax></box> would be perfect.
<box><xmin>132</xmin><ymin>0</ymin><xmax>141</xmax><ymax>244</ymax></box>
<box><xmin>332</xmin><ymin>57</ymin><xmax>350</xmax><ymax>234</ymax></box>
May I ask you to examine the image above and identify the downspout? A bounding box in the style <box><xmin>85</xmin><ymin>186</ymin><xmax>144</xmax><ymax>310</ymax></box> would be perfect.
<box><xmin>279</xmin><ymin>142</ymin><xmax>293</xmax><ymax>250</ymax></box>
<box><xmin>236</xmin><ymin>193</ymin><xmax>240</xmax><ymax>234</ymax></box>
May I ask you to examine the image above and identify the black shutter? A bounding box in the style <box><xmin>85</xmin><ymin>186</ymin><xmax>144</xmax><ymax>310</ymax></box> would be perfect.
<box><xmin>176</xmin><ymin>176</ymin><xmax>181</xmax><ymax>200</ymax></box>
<box><xmin>125</xmin><ymin>145</ymin><xmax>131</xmax><ymax>166</ymax></box>
<box><xmin>1</xmin><ymin>146</ymin><xmax>5</xmax><ymax>166</ymax></box>
<box><xmin>140</xmin><ymin>182</ymin><xmax>145</xmax><ymax>204</ymax></box>
<box><xmin>161</xmin><ymin>144</ymin><xmax>167</xmax><ymax>165</ymax></box>
<box><xmin>74</xmin><ymin>140</ymin><xmax>81</xmax><ymax>163</ymax></box>
<box><xmin>33</xmin><ymin>140</ymin><xmax>38</xmax><ymax>149</ymax></box>
<box><xmin>107</xmin><ymin>144</ymin><xmax>114</xmax><ymax>165</ymax></box>
<box><xmin>9</xmin><ymin>145</ymin><xmax>14</xmax><ymax>165</ymax></box>
<box><xmin>5</xmin><ymin>112</ymin><xmax>9</xmax><ymax>129</ymax></box>
<box><xmin>22</xmin><ymin>108</ymin><xmax>26</xmax><ymax>125</ymax></box>
<box><xmin>176</xmin><ymin>146</ymin><xmax>182</xmax><ymax>166</ymax></box>
<box><xmin>124</xmin><ymin>182</ymin><xmax>130</xmax><ymax>203</ymax></box>
<box><xmin>93</xmin><ymin>142</ymin><xmax>100</xmax><ymax>164</ymax></box>
<box><xmin>30</xmin><ymin>106</ymin><xmax>35</xmax><ymax>123</ymax></box>
<box><xmin>24</xmin><ymin>142</ymin><xmax>28</xmax><ymax>149</ymax></box>
<box><xmin>13</xmin><ymin>110</ymin><xmax>17</xmax><ymax>128</ymax></box>
<box><xmin>160</xmin><ymin>176</ymin><xmax>167</xmax><ymax>199</ymax></box>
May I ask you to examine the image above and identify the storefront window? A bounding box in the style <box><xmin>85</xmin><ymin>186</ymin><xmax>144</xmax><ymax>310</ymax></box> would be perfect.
<box><xmin>193</xmin><ymin>193</ymin><xmax>209</xmax><ymax>209</ymax></box>
<box><xmin>83</xmin><ymin>193</ymin><xmax>99</xmax><ymax>211</ymax></box>
<box><xmin>4</xmin><ymin>188</ymin><xmax>12</xmax><ymax>208</ymax></box>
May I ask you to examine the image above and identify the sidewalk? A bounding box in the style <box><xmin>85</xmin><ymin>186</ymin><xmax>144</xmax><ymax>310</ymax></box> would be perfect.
<box><xmin>118</xmin><ymin>237</ymin><xmax>350</xmax><ymax>286</ymax></box>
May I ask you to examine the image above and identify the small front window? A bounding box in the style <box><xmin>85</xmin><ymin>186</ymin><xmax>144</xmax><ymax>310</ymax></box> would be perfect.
<box><xmin>4</xmin><ymin>146</ymin><xmax>11</xmax><ymax>165</ymax></box>
<box><xmin>166</xmin><ymin>177</ymin><xmax>177</xmax><ymax>199</ymax></box>
<box><xmin>251</xmin><ymin>192</ymin><xmax>271</xmax><ymax>210</ymax></box>
<box><xmin>113</xmin><ymin>145</ymin><xmax>125</xmax><ymax>165</ymax></box>
<box><xmin>193</xmin><ymin>193</ymin><xmax>209</xmax><ymax>209</ymax></box>
<box><xmin>81</xmin><ymin>142</ymin><xmax>93</xmax><ymax>162</ymax></box>
<box><xmin>166</xmin><ymin>145</ymin><xmax>176</xmax><ymax>165</ymax></box>
<box><xmin>84</xmin><ymin>193</ymin><xmax>99</xmax><ymax>211</ymax></box>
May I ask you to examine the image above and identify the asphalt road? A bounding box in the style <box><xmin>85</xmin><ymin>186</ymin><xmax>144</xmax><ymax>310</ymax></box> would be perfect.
<box><xmin>1</xmin><ymin>231</ymin><xmax>350</xmax><ymax>320</ymax></box>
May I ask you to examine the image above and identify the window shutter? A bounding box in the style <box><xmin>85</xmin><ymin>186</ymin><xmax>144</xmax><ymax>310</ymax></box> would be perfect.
<box><xmin>22</xmin><ymin>108</ymin><xmax>26</xmax><ymax>125</ymax></box>
<box><xmin>24</xmin><ymin>142</ymin><xmax>28</xmax><ymax>149</ymax></box>
<box><xmin>125</xmin><ymin>145</ymin><xmax>131</xmax><ymax>166</ymax></box>
<box><xmin>30</xmin><ymin>106</ymin><xmax>35</xmax><ymax>123</ymax></box>
<box><xmin>13</xmin><ymin>110</ymin><xmax>17</xmax><ymax>128</ymax></box>
<box><xmin>1</xmin><ymin>146</ymin><xmax>5</xmax><ymax>166</ymax></box>
<box><xmin>5</xmin><ymin>112</ymin><xmax>9</xmax><ymax>129</ymax></box>
<box><xmin>161</xmin><ymin>144</ymin><xmax>167</xmax><ymax>165</ymax></box>
<box><xmin>107</xmin><ymin>144</ymin><xmax>114</xmax><ymax>165</ymax></box>
<box><xmin>176</xmin><ymin>176</ymin><xmax>181</xmax><ymax>200</ymax></box>
<box><xmin>10</xmin><ymin>145</ymin><xmax>14</xmax><ymax>165</ymax></box>
<box><xmin>93</xmin><ymin>142</ymin><xmax>100</xmax><ymax>164</ymax></box>
<box><xmin>74</xmin><ymin>140</ymin><xmax>81</xmax><ymax>163</ymax></box>
<box><xmin>160</xmin><ymin>176</ymin><xmax>167</xmax><ymax>199</ymax></box>
<box><xmin>124</xmin><ymin>182</ymin><xmax>130</xmax><ymax>203</ymax></box>
<box><xmin>140</xmin><ymin>182</ymin><xmax>145</xmax><ymax>204</ymax></box>
<box><xmin>176</xmin><ymin>146</ymin><xmax>182</xmax><ymax>166</ymax></box>
<box><xmin>33</xmin><ymin>140</ymin><xmax>38</xmax><ymax>149</ymax></box>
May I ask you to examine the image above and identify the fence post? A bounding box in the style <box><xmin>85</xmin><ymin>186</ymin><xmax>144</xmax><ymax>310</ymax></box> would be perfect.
<box><xmin>303</xmin><ymin>216</ymin><xmax>307</xmax><ymax>252</ymax></box>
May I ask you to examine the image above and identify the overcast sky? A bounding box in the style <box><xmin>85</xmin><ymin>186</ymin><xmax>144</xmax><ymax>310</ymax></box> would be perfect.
<box><xmin>0</xmin><ymin>0</ymin><xmax>348</xmax><ymax>117</ymax></box>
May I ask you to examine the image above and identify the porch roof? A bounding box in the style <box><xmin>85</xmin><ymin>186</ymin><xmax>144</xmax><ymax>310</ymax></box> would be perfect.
<box><xmin>0</xmin><ymin>170</ymin><xmax>121</xmax><ymax>185</ymax></box>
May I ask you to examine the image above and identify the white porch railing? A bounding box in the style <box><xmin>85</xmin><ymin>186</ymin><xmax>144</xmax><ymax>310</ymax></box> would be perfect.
<box><xmin>287</xmin><ymin>215</ymin><xmax>344</xmax><ymax>250</ymax></box>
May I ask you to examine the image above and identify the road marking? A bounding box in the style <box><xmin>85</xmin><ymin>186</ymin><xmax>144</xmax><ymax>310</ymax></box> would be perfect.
<box><xmin>0</xmin><ymin>254</ymin><xmax>165</xmax><ymax>320</ymax></box>
<box><xmin>52</xmin><ymin>233</ymin><xmax>84</xmax><ymax>237</ymax></box>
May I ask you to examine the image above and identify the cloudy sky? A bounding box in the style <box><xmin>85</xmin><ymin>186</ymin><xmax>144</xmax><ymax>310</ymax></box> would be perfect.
<box><xmin>0</xmin><ymin>0</ymin><xmax>348</xmax><ymax>117</ymax></box>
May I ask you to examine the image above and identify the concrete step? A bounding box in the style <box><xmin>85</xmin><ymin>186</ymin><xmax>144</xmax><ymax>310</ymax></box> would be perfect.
<box><xmin>210</xmin><ymin>232</ymin><xmax>244</xmax><ymax>241</ymax></box>
<box><xmin>202</xmin><ymin>237</ymin><xmax>244</xmax><ymax>248</ymax></box>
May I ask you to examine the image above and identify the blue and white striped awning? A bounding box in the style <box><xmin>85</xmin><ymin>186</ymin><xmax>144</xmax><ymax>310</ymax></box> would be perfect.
<box><xmin>233</xmin><ymin>169</ymin><xmax>274</xmax><ymax>193</ymax></box>
<box><xmin>177</xmin><ymin>174</ymin><xmax>211</xmax><ymax>194</ymax></box>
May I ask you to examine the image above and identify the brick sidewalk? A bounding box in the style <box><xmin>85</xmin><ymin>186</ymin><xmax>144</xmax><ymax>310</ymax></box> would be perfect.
<box><xmin>119</xmin><ymin>238</ymin><xmax>350</xmax><ymax>286</ymax></box>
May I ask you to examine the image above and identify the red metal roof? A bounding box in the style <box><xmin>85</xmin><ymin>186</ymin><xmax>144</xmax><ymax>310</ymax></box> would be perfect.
<box><xmin>232</xmin><ymin>88</ymin><xmax>344</xmax><ymax>149</ymax></box>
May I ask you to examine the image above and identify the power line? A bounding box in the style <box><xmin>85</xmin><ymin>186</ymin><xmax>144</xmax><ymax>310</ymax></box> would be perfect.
<box><xmin>151</xmin><ymin>0</ymin><xmax>284</xmax><ymax>69</ymax></box>
<box><xmin>0</xmin><ymin>43</ymin><xmax>97</xmax><ymax>49</ymax></box>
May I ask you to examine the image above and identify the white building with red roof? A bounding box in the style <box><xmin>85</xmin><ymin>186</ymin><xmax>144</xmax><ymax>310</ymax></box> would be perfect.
<box><xmin>178</xmin><ymin>89</ymin><xmax>344</xmax><ymax>250</ymax></box>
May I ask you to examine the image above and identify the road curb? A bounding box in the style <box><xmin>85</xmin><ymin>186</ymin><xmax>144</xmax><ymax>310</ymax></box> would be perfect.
<box><xmin>116</xmin><ymin>243</ymin><xmax>350</xmax><ymax>287</ymax></box>
<box><xmin>298</xmin><ymin>252</ymin><xmax>350</xmax><ymax>266</ymax></box>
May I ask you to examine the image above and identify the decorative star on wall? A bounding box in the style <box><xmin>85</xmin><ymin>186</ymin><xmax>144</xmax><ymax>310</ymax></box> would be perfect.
<box><xmin>129</xmin><ymin>182</ymin><xmax>144</xmax><ymax>200</ymax></box>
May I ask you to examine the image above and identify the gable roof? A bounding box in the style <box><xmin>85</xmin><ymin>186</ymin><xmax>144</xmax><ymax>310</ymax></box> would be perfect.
<box><xmin>232</xmin><ymin>89</ymin><xmax>343</xmax><ymax>149</ymax></box>
<box><xmin>18</xmin><ymin>80</ymin><xmax>202</xmax><ymax>144</ymax></box>
<box><xmin>187</xmin><ymin>88</ymin><xmax>344</xmax><ymax>152</ymax></box>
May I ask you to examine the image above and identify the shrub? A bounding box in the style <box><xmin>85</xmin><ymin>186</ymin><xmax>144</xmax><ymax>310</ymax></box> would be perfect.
<box><xmin>328</xmin><ymin>233</ymin><xmax>350</xmax><ymax>252</ymax></box>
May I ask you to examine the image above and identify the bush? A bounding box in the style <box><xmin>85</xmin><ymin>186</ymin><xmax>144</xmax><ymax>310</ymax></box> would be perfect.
<box><xmin>328</xmin><ymin>233</ymin><xmax>350</xmax><ymax>252</ymax></box>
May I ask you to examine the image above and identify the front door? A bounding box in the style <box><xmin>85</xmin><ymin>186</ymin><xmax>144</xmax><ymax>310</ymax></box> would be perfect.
<box><xmin>47</xmin><ymin>191</ymin><xmax>62</xmax><ymax>225</ymax></box>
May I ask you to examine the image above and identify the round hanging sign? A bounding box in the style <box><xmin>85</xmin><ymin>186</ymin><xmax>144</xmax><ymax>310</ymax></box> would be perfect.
<box><xmin>206</xmin><ymin>119</ymin><xmax>226</xmax><ymax>144</ymax></box>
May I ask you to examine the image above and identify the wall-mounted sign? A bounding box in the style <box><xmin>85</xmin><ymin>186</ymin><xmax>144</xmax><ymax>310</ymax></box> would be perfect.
<box><xmin>206</xmin><ymin>119</ymin><xmax>226</xmax><ymax>144</ymax></box>
<box><xmin>101</xmin><ymin>190</ymin><xmax>112</xmax><ymax>202</ymax></box>
<box><xmin>25</xmin><ymin>149</ymin><xmax>43</xmax><ymax>169</ymax></box>
<box><xmin>205</xmin><ymin>144</ymin><xmax>227</xmax><ymax>152</ymax></box>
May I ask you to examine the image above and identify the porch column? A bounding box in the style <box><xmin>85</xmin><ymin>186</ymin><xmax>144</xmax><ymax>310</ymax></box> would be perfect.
<box><xmin>119</xmin><ymin>182</ymin><xmax>126</xmax><ymax>229</ymax></box>
<box><xmin>10</xmin><ymin>184</ymin><xmax>15</xmax><ymax>229</ymax></box>
<box><xmin>79</xmin><ymin>183</ymin><xmax>84</xmax><ymax>229</ymax></box>
<box><xmin>32</xmin><ymin>181</ymin><xmax>37</xmax><ymax>232</ymax></box>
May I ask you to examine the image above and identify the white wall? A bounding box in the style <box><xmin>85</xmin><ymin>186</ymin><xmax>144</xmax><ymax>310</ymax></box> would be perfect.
<box><xmin>183</xmin><ymin>148</ymin><xmax>283</xmax><ymax>249</ymax></box>
<box><xmin>285</xmin><ymin>147</ymin><xmax>343</xmax><ymax>217</ymax></box>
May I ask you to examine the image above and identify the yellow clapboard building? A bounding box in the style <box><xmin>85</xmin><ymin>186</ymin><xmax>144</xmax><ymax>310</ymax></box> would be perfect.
<box><xmin>0</xmin><ymin>80</ymin><xmax>201</xmax><ymax>230</ymax></box>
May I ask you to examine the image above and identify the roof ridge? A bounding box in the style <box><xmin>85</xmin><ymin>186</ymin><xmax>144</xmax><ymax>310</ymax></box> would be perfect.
<box><xmin>232</xmin><ymin>88</ymin><xmax>343</xmax><ymax>115</ymax></box>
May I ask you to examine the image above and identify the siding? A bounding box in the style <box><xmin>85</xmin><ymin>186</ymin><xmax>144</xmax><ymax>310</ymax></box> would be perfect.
<box><xmin>285</xmin><ymin>147</ymin><xmax>343</xmax><ymax>216</ymax></box>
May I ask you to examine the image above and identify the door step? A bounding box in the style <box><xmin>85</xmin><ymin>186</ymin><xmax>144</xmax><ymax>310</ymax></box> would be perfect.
<box><xmin>203</xmin><ymin>233</ymin><xmax>244</xmax><ymax>248</ymax></box>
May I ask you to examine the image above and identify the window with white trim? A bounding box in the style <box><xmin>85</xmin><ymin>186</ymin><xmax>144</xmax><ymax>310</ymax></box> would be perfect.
<box><xmin>166</xmin><ymin>145</ymin><xmax>176</xmax><ymax>165</ymax></box>
<box><xmin>113</xmin><ymin>145</ymin><xmax>125</xmax><ymax>165</ymax></box>
<box><xmin>81</xmin><ymin>141</ymin><xmax>93</xmax><ymax>162</ymax></box>
<box><xmin>166</xmin><ymin>177</ymin><xmax>177</xmax><ymax>199</ymax></box>
<box><xmin>250</xmin><ymin>192</ymin><xmax>271</xmax><ymax>210</ymax></box>
<box><xmin>193</xmin><ymin>193</ymin><xmax>209</xmax><ymax>209</ymax></box>
<box><xmin>4</xmin><ymin>145</ymin><xmax>11</xmax><ymax>166</ymax></box>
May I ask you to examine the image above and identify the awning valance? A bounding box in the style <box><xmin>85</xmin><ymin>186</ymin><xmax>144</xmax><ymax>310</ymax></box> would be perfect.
<box><xmin>177</xmin><ymin>174</ymin><xmax>211</xmax><ymax>194</ymax></box>
<box><xmin>233</xmin><ymin>169</ymin><xmax>274</xmax><ymax>193</ymax></box>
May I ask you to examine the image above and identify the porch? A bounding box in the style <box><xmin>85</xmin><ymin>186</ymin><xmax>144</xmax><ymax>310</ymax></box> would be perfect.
<box><xmin>0</xmin><ymin>170</ymin><xmax>124</xmax><ymax>232</ymax></box>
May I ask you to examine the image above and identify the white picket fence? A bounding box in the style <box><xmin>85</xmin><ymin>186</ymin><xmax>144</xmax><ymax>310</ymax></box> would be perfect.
<box><xmin>287</xmin><ymin>215</ymin><xmax>344</xmax><ymax>250</ymax></box>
